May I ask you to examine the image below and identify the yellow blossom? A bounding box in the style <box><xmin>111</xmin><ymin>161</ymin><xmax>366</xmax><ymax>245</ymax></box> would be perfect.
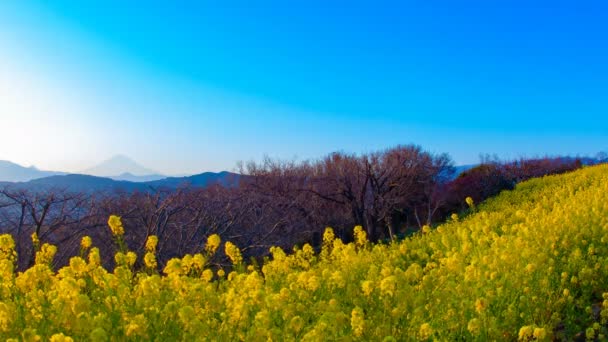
<box><xmin>351</xmin><ymin>307</ymin><xmax>364</xmax><ymax>337</ymax></box>
<box><xmin>144</xmin><ymin>252</ymin><xmax>157</xmax><ymax>270</ymax></box>
<box><xmin>361</xmin><ymin>280</ymin><xmax>374</xmax><ymax>296</ymax></box>
<box><xmin>419</xmin><ymin>323</ymin><xmax>433</xmax><ymax>340</ymax></box>
<box><xmin>380</xmin><ymin>276</ymin><xmax>396</xmax><ymax>297</ymax></box>
<box><xmin>225</xmin><ymin>241</ymin><xmax>243</xmax><ymax>265</ymax></box>
<box><xmin>107</xmin><ymin>215</ymin><xmax>124</xmax><ymax>236</ymax></box>
<box><xmin>35</xmin><ymin>243</ymin><xmax>57</xmax><ymax>265</ymax></box>
<box><xmin>49</xmin><ymin>333</ymin><xmax>74</xmax><ymax>342</ymax></box>
<box><xmin>533</xmin><ymin>327</ymin><xmax>547</xmax><ymax>340</ymax></box>
<box><xmin>145</xmin><ymin>235</ymin><xmax>158</xmax><ymax>253</ymax></box>
<box><xmin>518</xmin><ymin>326</ymin><xmax>533</xmax><ymax>340</ymax></box>
<box><xmin>474</xmin><ymin>298</ymin><xmax>487</xmax><ymax>313</ymax></box>
<box><xmin>126</xmin><ymin>251</ymin><xmax>137</xmax><ymax>267</ymax></box>
<box><xmin>354</xmin><ymin>225</ymin><xmax>367</xmax><ymax>247</ymax></box>
<box><xmin>80</xmin><ymin>236</ymin><xmax>92</xmax><ymax>250</ymax></box>
<box><xmin>465</xmin><ymin>196</ymin><xmax>475</xmax><ymax>208</ymax></box>
<box><xmin>31</xmin><ymin>232</ymin><xmax>39</xmax><ymax>246</ymax></box>
<box><xmin>205</xmin><ymin>234</ymin><xmax>221</xmax><ymax>255</ymax></box>
<box><xmin>323</xmin><ymin>227</ymin><xmax>335</xmax><ymax>244</ymax></box>
<box><xmin>201</xmin><ymin>269</ymin><xmax>213</xmax><ymax>282</ymax></box>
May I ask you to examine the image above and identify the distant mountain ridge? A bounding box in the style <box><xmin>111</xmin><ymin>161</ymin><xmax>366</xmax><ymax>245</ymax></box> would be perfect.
<box><xmin>0</xmin><ymin>156</ymin><xmax>239</xmax><ymax>193</ymax></box>
<box><xmin>0</xmin><ymin>160</ymin><xmax>67</xmax><ymax>182</ymax></box>
<box><xmin>0</xmin><ymin>156</ymin><xmax>166</xmax><ymax>183</ymax></box>
<box><xmin>0</xmin><ymin>171</ymin><xmax>240</xmax><ymax>194</ymax></box>
<box><xmin>109</xmin><ymin>173</ymin><xmax>166</xmax><ymax>182</ymax></box>
<box><xmin>26</xmin><ymin>174</ymin><xmax>143</xmax><ymax>193</ymax></box>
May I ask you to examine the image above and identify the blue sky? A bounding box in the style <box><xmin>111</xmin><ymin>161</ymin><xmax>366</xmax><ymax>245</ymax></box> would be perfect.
<box><xmin>1</xmin><ymin>1</ymin><xmax>607</xmax><ymax>174</ymax></box>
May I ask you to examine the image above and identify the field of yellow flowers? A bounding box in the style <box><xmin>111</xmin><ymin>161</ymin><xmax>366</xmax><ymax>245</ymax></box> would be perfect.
<box><xmin>1</xmin><ymin>164</ymin><xmax>608</xmax><ymax>341</ymax></box>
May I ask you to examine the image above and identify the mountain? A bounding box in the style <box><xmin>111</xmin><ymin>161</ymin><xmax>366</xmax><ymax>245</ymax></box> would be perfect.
<box><xmin>0</xmin><ymin>171</ymin><xmax>240</xmax><ymax>194</ymax></box>
<box><xmin>82</xmin><ymin>155</ymin><xmax>162</xmax><ymax>178</ymax></box>
<box><xmin>0</xmin><ymin>155</ymin><xmax>238</xmax><ymax>193</ymax></box>
<box><xmin>0</xmin><ymin>160</ymin><xmax>66</xmax><ymax>182</ymax></box>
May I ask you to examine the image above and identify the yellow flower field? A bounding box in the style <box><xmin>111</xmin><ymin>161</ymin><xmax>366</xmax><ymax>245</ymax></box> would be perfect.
<box><xmin>1</xmin><ymin>165</ymin><xmax>608</xmax><ymax>341</ymax></box>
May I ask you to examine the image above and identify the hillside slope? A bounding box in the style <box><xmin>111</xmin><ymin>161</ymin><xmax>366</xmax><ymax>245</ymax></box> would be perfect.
<box><xmin>1</xmin><ymin>165</ymin><xmax>608</xmax><ymax>340</ymax></box>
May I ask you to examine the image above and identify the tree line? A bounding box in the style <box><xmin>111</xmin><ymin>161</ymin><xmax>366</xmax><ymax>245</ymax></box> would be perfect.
<box><xmin>0</xmin><ymin>144</ymin><xmax>586</xmax><ymax>270</ymax></box>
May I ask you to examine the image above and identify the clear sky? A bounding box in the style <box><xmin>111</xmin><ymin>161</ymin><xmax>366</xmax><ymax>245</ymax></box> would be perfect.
<box><xmin>1</xmin><ymin>1</ymin><xmax>607</xmax><ymax>175</ymax></box>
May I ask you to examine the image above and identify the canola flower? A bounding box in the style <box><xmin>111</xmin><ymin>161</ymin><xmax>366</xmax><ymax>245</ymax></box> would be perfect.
<box><xmin>205</xmin><ymin>234</ymin><xmax>221</xmax><ymax>255</ymax></box>
<box><xmin>224</xmin><ymin>241</ymin><xmax>243</xmax><ymax>265</ymax></box>
<box><xmin>351</xmin><ymin>307</ymin><xmax>365</xmax><ymax>337</ymax></box>
<box><xmin>145</xmin><ymin>235</ymin><xmax>158</xmax><ymax>252</ymax></box>
<box><xmin>0</xmin><ymin>165</ymin><xmax>607</xmax><ymax>340</ymax></box>
<box><xmin>465</xmin><ymin>196</ymin><xmax>475</xmax><ymax>208</ymax></box>
<box><xmin>143</xmin><ymin>235</ymin><xmax>159</xmax><ymax>271</ymax></box>
<box><xmin>107</xmin><ymin>215</ymin><xmax>124</xmax><ymax>236</ymax></box>
<box><xmin>80</xmin><ymin>236</ymin><xmax>92</xmax><ymax>250</ymax></box>
<box><xmin>30</xmin><ymin>232</ymin><xmax>39</xmax><ymax>248</ymax></box>
<box><xmin>353</xmin><ymin>225</ymin><xmax>367</xmax><ymax>247</ymax></box>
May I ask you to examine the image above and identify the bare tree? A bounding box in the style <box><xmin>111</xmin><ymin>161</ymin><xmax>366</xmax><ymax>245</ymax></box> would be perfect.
<box><xmin>0</xmin><ymin>187</ymin><xmax>96</xmax><ymax>269</ymax></box>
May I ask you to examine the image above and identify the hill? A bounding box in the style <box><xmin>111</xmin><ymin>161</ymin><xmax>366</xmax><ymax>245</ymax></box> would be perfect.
<box><xmin>1</xmin><ymin>165</ymin><xmax>607</xmax><ymax>340</ymax></box>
